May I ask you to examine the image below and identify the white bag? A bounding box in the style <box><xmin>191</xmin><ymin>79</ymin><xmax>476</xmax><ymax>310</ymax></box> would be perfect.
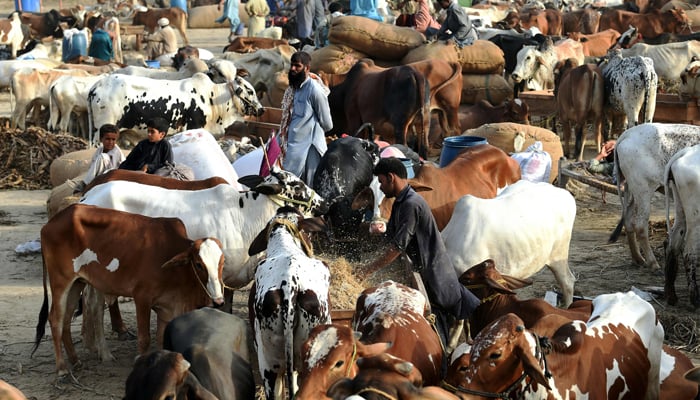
<box><xmin>510</xmin><ymin>141</ymin><xmax>551</xmax><ymax>183</ymax></box>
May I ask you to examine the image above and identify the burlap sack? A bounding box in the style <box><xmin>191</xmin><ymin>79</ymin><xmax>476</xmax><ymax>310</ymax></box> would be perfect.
<box><xmin>461</xmin><ymin>74</ymin><xmax>512</xmax><ymax>105</ymax></box>
<box><xmin>310</xmin><ymin>44</ymin><xmax>368</xmax><ymax>74</ymax></box>
<box><xmin>49</xmin><ymin>149</ymin><xmax>94</xmax><ymax>187</ymax></box>
<box><xmin>462</xmin><ymin>122</ymin><xmax>563</xmax><ymax>183</ymax></box>
<box><xmin>188</xmin><ymin>4</ymin><xmax>249</xmax><ymax>29</ymax></box>
<box><xmin>47</xmin><ymin>177</ymin><xmax>83</xmax><ymax>220</ymax></box>
<box><xmin>686</xmin><ymin>8</ymin><xmax>700</xmax><ymax>27</ymax></box>
<box><xmin>328</xmin><ymin>16</ymin><xmax>424</xmax><ymax>61</ymax></box>
<box><xmin>401</xmin><ymin>40</ymin><xmax>505</xmax><ymax>75</ymax></box>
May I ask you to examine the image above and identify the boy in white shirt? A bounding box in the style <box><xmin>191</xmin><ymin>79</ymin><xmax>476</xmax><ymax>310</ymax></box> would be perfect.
<box><xmin>83</xmin><ymin>124</ymin><xmax>125</xmax><ymax>186</ymax></box>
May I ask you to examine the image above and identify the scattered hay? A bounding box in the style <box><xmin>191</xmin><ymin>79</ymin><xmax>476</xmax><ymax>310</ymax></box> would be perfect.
<box><xmin>323</xmin><ymin>256</ymin><xmax>366</xmax><ymax>310</ymax></box>
<box><xmin>658</xmin><ymin>312</ymin><xmax>700</xmax><ymax>353</ymax></box>
<box><xmin>0</xmin><ymin>127</ymin><xmax>87</xmax><ymax>190</ymax></box>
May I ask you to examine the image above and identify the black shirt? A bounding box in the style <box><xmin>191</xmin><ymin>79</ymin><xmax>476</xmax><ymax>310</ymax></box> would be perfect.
<box><xmin>387</xmin><ymin>185</ymin><xmax>479</xmax><ymax>319</ymax></box>
<box><xmin>119</xmin><ymin>139</ymin><xmax>173</xmax><ymax>174</ymax></box>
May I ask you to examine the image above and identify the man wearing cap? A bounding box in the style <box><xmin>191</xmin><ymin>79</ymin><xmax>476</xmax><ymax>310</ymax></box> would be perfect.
<box><xmin>144</xmin><ymin>17</ymin><xmax>178</xmax><ymax>60</ymax></box>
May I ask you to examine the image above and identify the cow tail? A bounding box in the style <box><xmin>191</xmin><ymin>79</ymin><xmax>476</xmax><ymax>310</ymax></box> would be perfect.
<box><xmin>284</xmin><ymin>289</ymin><xmax>295</xmax><ymax>400</ymax></box>
<box><xmin>429</xmin><ymin>62</ymin><xmax>462</xmax><ymax>103</ymax></box>
<box><xmin>48</xmin><ymin>85</ymin><xmax>57</xmax><ymax>132</ymax></box>
<box><xmin>87</xmin><ymin>93</ymin><xmax>95</xmax><ymax>146</ymax></box>
<box><xmin>609</xmin><ymin>145</ymin><xmax>625</xmax><ymax>243</ymax></box>
<box><xmin>31</xmin><ymin>252</ymin><xmax>50</xmax><ymax>357</ymax></box>
<box><xmin>640</xmin><ymin>84</ymin><xmax>650</xmax><ymax>125</ymax></box>
<box><xmin>418</xmin><ymin>72</ymin><xmax>431</xmax><ymax>160</ymax></box>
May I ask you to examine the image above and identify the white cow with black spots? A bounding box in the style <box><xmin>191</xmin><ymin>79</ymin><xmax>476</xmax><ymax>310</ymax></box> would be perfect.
<box><xmin>664</xmin><ymin>144</ymin><xmax>700</xmax><ymax>308</ymax></box>
<box><xmin>599</xmin><ymin>48</ymin><xmax>657</xmax><ymax>134</ymax></box>
<box><xmin>610</xmin><ymin>123</ymin><xmax>700</xmax><ymax>270</ymax></box>
<box><xmin>248</xmin><ymin>207</ymin><xmax>331</xmax><ymax>400</ymax></box>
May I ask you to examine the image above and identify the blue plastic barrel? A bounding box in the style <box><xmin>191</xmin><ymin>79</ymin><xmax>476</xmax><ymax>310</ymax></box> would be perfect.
<box><xmin>399</xmin><ymin>158</ymin><xmax>415</xmax><ymax>179</ymax></box>
<box><xmin>14</xmin><ymin>0</ymin><xmax>39</xmax><ymax>11</ymax></box>
<box><xmin>439</xmin><ymin>136</ymin><xmax>488</xmax><ymax>167</ymax></box>
<box><xmin>170</xmin><ymin>0</ymin><xmax>187</xmax><ymax>13</ymax></box>
<box><xmin>62</xmin><ymin>29</ymin><xmax>88</xmax><ymax>62</ymax></box>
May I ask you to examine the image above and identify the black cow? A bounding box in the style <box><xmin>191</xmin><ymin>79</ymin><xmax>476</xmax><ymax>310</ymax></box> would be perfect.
<box><xmin>313</xmin><ymin>135</ymin><xmax>379</xmax><ymax>239</ymax></box>
<box><xmin>124</xmin><ymin>308</ymin><xmax>255</xmax><ymax>400</ymax></box>
<box><xmin>19</xmin><ymin>9</ymin><xmax>73</xmax><ymax>39</ymax></box>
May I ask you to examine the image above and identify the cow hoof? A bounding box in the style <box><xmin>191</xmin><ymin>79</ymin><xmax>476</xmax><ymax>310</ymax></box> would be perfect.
<box><xmin>55</xmin><ymin>370</ymin><xmax>80</xmax><ymax>388</ymax></box>
<box><xmin>117</xmin><ymin>329</ymin><xmax>137</xmax><ymax>341</ymax></box>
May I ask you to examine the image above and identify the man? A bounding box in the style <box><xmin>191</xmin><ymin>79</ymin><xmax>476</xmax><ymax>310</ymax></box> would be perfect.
<box><xmin>361</xmin><ymin>157</ymin><xmax>479</xmax><ymax>350</ymax></box>
<box><xmin>144</xmin><ymin>18</ymin><xmax>178</xmax><ymax>60</ymax></box>
<box><xmin>280</xmin><ymin>51</ymin><xmax>333</xmax><ymax>185</ymax></box>
<box><xmin>118</xmin><ymin>117</ymin><xmax>173</xmax><ymax>173</ymax></box>
<box><xmin>414</xmin><ymin>0</ymin><xmax>440</xmax><ymax>37</ymax></box>
<box><xmin>88</xmin><ymin>27</ymin><xmax>114</xmax><ymax>66</ymax></box>
<box><xmin>435</xmin><ymin>0</ymin><xmax>477</xmax><ymax>47</ymax></box>
<box><xmin>296</xmin><ymin>0</ymin><xmax>326</xmax><ymax>46</ymax></box>
<box><xmin>216</xmin><ymin>0</ymin><xmax>243</xmax><ymax>42</ymax></box>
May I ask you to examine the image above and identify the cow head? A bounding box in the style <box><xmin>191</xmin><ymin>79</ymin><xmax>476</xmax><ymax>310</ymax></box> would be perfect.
<box><xmin>161</xmin><ymin>237</ymin><xmax>225</xmax><ymax>306</ymax></box>
<box><xmin>670</xmin><ymin>8</ymin><xmax>691</xmax><ymax>34</ymax></box>
<box><xmin>457</xmin><ymin>259</ymin><xmax>533</xmax><ymax>300</ymax></box>
<box><xmin>680</xmin><ymin>56</ymin><xmax>700</xmax><ymax>95</ymax></box>
<box><xmin>615</xmin><ymin>25</ymin><xmax>639</xmax><ymax>49</ymax></box>
<box><xmin>511</xmin><ymin>40</ymin><xmax>550</xmax><ymax>84</ymax></box>
<box><xmin>228</xmin><ymin>76</ymin><xmax>265</xmax><ymax>117</ymax></box>
<box><xmin>240</xmin><ymin>168</ymin><xmax>330</xmax><ymax>217</ymax></box>
<box><xmin>248</xmin><ymin>206</ymin><xmax>327</xmax><ymax>256</ymax></box>
<box><xmin>505</xmin><ymin>99</ymin><xmax>530</xmax><ymax>124</ymax></box>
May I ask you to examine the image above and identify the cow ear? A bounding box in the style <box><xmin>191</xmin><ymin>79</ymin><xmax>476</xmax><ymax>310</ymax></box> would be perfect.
<box><xmin>248</xmin><ymin>225</ymin><xmax>270</xmax><ymax>256</ymax></box>
<box><xmin>161</xmin><ymin>250</ymin><xmax>191</xmax><ymax>269</ymax></box>
<box><xmin>327</xmin><ymin>378</ymin><xmax>355</xmax><ymax>399</ymax></box>
<box><xmin>238</xmin><ymin>175</ymin><xmax>264</xmax><ymax>189</ymax></box>
<box><xmin>684</xmin><ymin>366</ymin><xmax>700</xmax><ymax>384</ymax></box>
<box><xmin>516</xmin><ymin>342</ymin><xmax>551</xmax><ymax>390</ymax></box>
<box><xmin>299</xmin><ymin>217</ymin><xmax>327</xmax><ymax>233</ymax></box>
<box><xmin>252</xmin><ymin>183</ymin><xmax>283</xmax><ymax>195</ymax></box>
<box><xmin>485</xmin><ymin>277</ymin><xmax>517</xmax><ymax>295</ymax></box>
<box><xmin>351</xmin><ymin>187</ymin><xmax>374</xmax><ymax>210</ymax></box>
<box><xmin>501</xmin><ymin>274</ymin><xmax>533</xmax><ymax>290</ymax></box>
<box><xmin>182</xmin><ymin>371</ymin><xmax>219</xmax><ymax>400</ymax></box>
<box><xmin>356</xmin><ymin>341</ymin><xmax>392</xmax><ymax>358</ymax></box>
<box><xmin>409</xmin><ymin>181</ymin><xmax>433</xmax><ymax>192</ymax></box>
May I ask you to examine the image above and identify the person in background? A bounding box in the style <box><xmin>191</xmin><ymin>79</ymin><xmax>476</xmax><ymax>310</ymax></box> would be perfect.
<box><xmin>118</xmin><ymin>117</ymin><xmax>173</xmax><ymax>174</ymax></box>
<box><xmin>588</xmin><ymin>140</ymin><xmax>616</xmax><ymax>175</ymax></box>
<box><xmin>350</xmin><ymin>0</ymin><xmax>383</xmax><ymax>21</ymax></box>
<box><xmin>245</xmin><ymin>0</ymin><xmax>270</xmax><ymax>37</ymax></box>
<box><xmin>296</xmin><ymin>0</ymin><xmax>326</xmax><ymax>46</ymax></box>
<box><xmin>279</xmin><ymin>51</ymin><xmax>333</xmax><ymax>185</ymax></box>
<box><xmin>88</xmin><ymin>27</ymin><xmax>114</xmax><ymax>66</ymax></box>
<box><xmin>414</xmin><ymin>0</ymin><xmax>440</xmax><ymax>37</ymax></box>
<box><xmin>315</xmin><ymin>1</ymin><xmax>344</xmax><ymax>47</ymax></box>
<box><xmin>360</xmin><ymin>157</ymin><xmax>479</xmax><ymax>355</ymax></box>
<box><xmin>216</xmin><ymin>0</ymin><xmax>243</xmax><ymax>42</ymax></box>
<box><xmin>435</xmin><ymin>0</ymin><xmax>477</xmax><ymax>47</ymax></box>
<box><xmin>144</xmin><ymin>18</ymin><xmax>178</xmax><ymax>60</ymax></box>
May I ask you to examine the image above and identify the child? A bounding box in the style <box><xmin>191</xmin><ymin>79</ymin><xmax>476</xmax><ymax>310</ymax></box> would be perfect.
<box><xmin>118</xmin><ymin>117</ymin><xmax>173</xmax><ymax>174</ymax></box>
<box><xmin>315</xmin><ymin>2</ymin><xmax>344</xmax><ymax>48</ymax></box>
<box><xmin>82</xmin><ymin>124</ymin><xmax>125</xmax><ymax>186</ymax></box>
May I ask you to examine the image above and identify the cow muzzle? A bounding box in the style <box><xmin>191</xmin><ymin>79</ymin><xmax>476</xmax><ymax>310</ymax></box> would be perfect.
<box><xmin>369</xmin><ymin>220</ymin><xmax>387</xmax><ymax>235</ymax></box>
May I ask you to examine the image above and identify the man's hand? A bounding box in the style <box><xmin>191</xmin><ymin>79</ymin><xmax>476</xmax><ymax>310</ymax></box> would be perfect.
<box><xmin>362</xmin><ymin>245</ymin><xmax>402</xmax><ymax>277</ymax></box>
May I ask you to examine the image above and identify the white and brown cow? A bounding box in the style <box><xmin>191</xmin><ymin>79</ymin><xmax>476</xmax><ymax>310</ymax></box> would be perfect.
<box><xmin>664</xmin><ymin>143</ymin><xmax>700</xmax><ymax>308</ymax></box>
<box><xmin>610</xmin><ymin>123</ymin><xmax>700</xmax><ymax>270</ymax></box>
<box><xmin>1</xmin><ymin>12</ymin><xmax>27</xmax><ymax>58</ymax></box>
<box><xmin>680</xmin><ymin>56</ymin><xmax>700</xmax><ymax>98</ymax></box>
<box><xmin>131</xmin><ymin>7</ymin><xmax>189</xmax><ymax>45</ymax></box>
<box><xmin>453</xmin><ymin>291</ymin><xmax>664</xmax><ymax>400</ymax></box>
<box><xmin>31</xmin><ymin>204</ymin><xmax>225</xmax><ymax>379</ymax></box>
<box><xmin>599</xmin><ymin>49</ymin><xmax>657</xmax><ymax>136</ymax></box>
<box><xmin>87</xmin><ymin>72</ymin><xmax>264</xmax><ymax>143</ymax></box>
<box><xmin>511</xmin><ymin>37</ymin><xmax>584</xmax><ymax>93</ymax></box>
<box><xmin>248</xmin><ymin>207</ymin><xmax>331</xmax><ymax>400</ymax></box>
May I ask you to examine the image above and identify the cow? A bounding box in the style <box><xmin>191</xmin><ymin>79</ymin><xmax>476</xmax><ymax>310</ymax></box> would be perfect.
<box><xmin>56</xmin><ymin>63</ymin><xmax>122</xmax><ymax>74</ymax></box>
<box><xmin>599</xmin><ymin>49</ymin><xmax>657</xmax><ymax>136</ymax></box>
<box><xmin>112</xmin><ymin>57</ymin><xmax>210</xmax><ymax>79</ymax></box>
<box><xmin>617</xmin><ymin>40</ymin><xmax>700</xmax><ymax>81</ymax></box>
<box><xmin>567</xmin><ymin>29</ymin><xmax>622</xmax><ymax>57</ymax></box>
<box><xmin>327</xmin><ymin>59</ymin><xmax>432</xmax><ymax>158</ymax></box>
<box><xmin>351</xmin><ymin>144</ymin><xmax>522</xmax><ymax>232</ymax></box>
<box><xmin>223</xmin><ymin>36</ymin><xmax>289</xmax><ymax>53</ymax></box>
<box><xmin>451</xmin><ymin>292</ymin><xmax>664</xmax><ymax>400</ymax></box>
<box><xmin>131</xmin><ymin>7</ymin><xmax>189</xmax><ymax>45</ymax></box>
<box><xmin>19</xmin><ymin>9</ymin><xmax>70</xmax><ymax>39</ymax></box>
<box><xmin>561</xmin><ymin>8</ymin><xmax>600</xmax><ymax>34</ymax></box>
<box><xmin>0</xmin><ymin>380</ymin><xmax>27</xmax><ymax>400</ymax></box>
<box><xmin>124</xmin><ymin>350</ymin><xmax>219</xmax><ymax>400</ymax></box>
<box><xmin>511</xmin><ymin>37</ymin><xmax>584</xmax><ymax>94</ymax></box>
<box><xmin>554</xmin><ymin>60</ymin><xmax>605</xmax><ymax>160</ymax></box>
<box><xmin>48</xmin><ymin>74</ymin><xmax>105</xmax><ymax>135</ymax></box>
<box><xmin>0</xmin><ymin>59</ymin><xmax>60</xmax><ymax>90</ymax></box>
<box><xmin>0</xmin><ymin>12</ymin><xmax>26</xmax><ymax>59</ymax></box>
<box><xmin>79</xmin><ymin>168</ymin><xmax>329</xmax><ymax>290</ymax></box>
<box><xmin>519</xmin><ymin>9</ymin><xmax>563</xmax><ymax>35</ymax></box>
<box><xmin>86</xmin><ymin>72</ymin><xmax>264</xmax><ymax>142</ymax></box>
<box><xmin>31</xmin><ymin>204</ymin><xmax>226</xmax><ymax>379</ymax></box>
<box><xmin>10</xmin><ymin>67</ymin><xmax>91</xmax><ymax>130</ymax></box>
<box><xmin>326</xmin><ymin>353</ymin><xmax>463</xmax><ymax>400</ymax></box>
<box><xmin>488</xmin><ymin>33</ymin><xmax>548</xmax><ymax>78</ymax></box>
<box><xmin>82</xmin><ymin>169</ymin><xmax>229</xmax><ymax>195</ymax></box>
<box><xmin>680</xmin><ymin>56</ymin><xmax>700</xmax><ymax>98</ymax></box>
<box><xmin>248</xmin><ymin>207</ymin><xmax>331</xmax><ymax>400</ymax></box>
<box><xmin>442</xmin><ymin>180</ymin><xmax>577</xmax><ymax>307</ymax></box>
<box><xmin>221</xmin><ymin>45</ymin><xmax>295</xmax><ymax>106</ymax></box>
<box><xmin>664</xmin><ymin>144</ymin><xmax>700</xmax><ymax>307</ymax></box>
<box><xmin>600</xmin><ymin>8</ymin><xmax>691</xmax><ymax>39</ymax></box>
<box><xmin>610</xmin><ymin>123</ymin><xmax>700</xmax><ymax>270</ymax></box>
<box><xmin>158</xmin><ymin>308</ymin><xmax>256</xmax><ymax>399</ymax></box>
<box><xmin>312</xmin><ymin>136</ymin><xmax>379</xmax><ymax>238</ymax></box>
<box><xmin>457</xmin><ymin>99</ymin><xmax>530</xmax><ymax>132</ymax></box>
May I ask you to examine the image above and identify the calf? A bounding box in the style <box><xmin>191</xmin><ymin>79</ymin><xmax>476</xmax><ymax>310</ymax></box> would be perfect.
<box><xmin>223</xmin><ymin>36</ymin><xmax>289</xmax><ymax>53</ymax></box>
<box><xmin>610</xmin><ymin>123</ymin><xmax>700</xmax><ymax>270</ymax></box>
<box><xmin>248</xmin><ymin>207</ymin><xmax>331</xmax><ymax>400</ymax></box>
<box><xmin>664</xmin><ymin>144</ymin><xmax>700</xmax><ymax>307</ymax></box>
<box><xmin>19</xmin><ymin>9</ymin><xmax>69</xmax><ymax>39</ymax></box>
<box><xmin>160</xmin><ymin>308</ymin><xmax>255</xmax><ymax>399</ymax></box>
<box><xmin>442</xmin><ymin>180</ymin><xmax>577</xmax><ymax>306</ymax></box>
<box><xmin>31</xmin><ymin>204</ymin><xmax>225</xmax><ymax>379</ymax></box>
<box><xmin>0</xmin><ymin>12</ymin><xmax>27</xmax><ymax>58</ymax></box>
<box><xmin>554</xmin><ymin>60</ymin><xmax>604</xmax><ymax>160</ymax></box>
<box><xmin>599</xmin><ymin>49</ymin><xmax>657</xmax><ymax>135</ymax></box>
<box><xmin>454</xmin><ymin>292</ymin><xmax>664</xmax><ymax>400</ymax></box>
<box><xmin>457</xmin><ymin>99</ymin><xmax>530</xmax><ymax>132</ymax></box>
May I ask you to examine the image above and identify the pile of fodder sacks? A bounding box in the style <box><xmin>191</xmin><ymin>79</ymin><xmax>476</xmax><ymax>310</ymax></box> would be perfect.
<box><xmin>310</xmin><ymin>15</ymin><xmax>511</xmax><ymax>106</ymax></box>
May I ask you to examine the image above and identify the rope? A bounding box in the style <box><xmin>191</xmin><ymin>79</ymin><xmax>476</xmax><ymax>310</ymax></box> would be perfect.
<box><xmin>426</xmin><ymin>313</ymin><xmax>446</xmax><ymax>355</ymax></box>
<box><xmin>268</xmin><ymin>191</ymin><xmax>316</xmax><ymax>211</ymax></box>
<box><xmin>355</xmin><ymin>386</ymin><xmax>398</xmax><ymax>400</ymax></box>
<box><xmin>268</xmin><ymin>217</ymin><xmax>314</xmax><ymax>257</ymax></box>
<box><xmin>346</xmin><ymin>340</ymin><xmax>357</xmax><ymax>377</ymax></box>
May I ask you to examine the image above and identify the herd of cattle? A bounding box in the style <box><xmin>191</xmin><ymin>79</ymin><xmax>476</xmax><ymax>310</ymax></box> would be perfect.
<box><xmin>4</xmin><ymin>0</ymin><xmax>700</xmax><ymax>398</ymax></box>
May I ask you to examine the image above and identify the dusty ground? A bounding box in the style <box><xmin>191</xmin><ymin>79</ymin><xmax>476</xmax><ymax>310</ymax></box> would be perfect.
<box><xmin>0</xmin><ymin>3</ymin><xmax>698</xmax><ymax>398</ymax></box>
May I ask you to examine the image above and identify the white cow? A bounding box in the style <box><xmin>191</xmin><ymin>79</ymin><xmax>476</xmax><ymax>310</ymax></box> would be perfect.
<box><xmin>87</xmin><ymin>72</ymin><xmax>264</xmax><ymax>144</ymax></box>
<box><xmin>10</xmin><ymin>67</ymin><xmax>91</xmax><ymax>129</ymax></box>
<box><xmin>442</xmin><ymin>180</ymin><xmax>576</xmax><ymax>307</ymax></box>
<box><xmin>0</xmin><ymin>12</ymin><xmax>26</xmax><ymax>58</ymax></box>
<box><xmin>620</xmin><ymin>40</ymin><xmax>700</xmax><ymax>81</ymax></box>
<box><xmin>48</xmin><ymin>74</ymin><xmax>105</xmax><ymax>135</ymax></box>
<box><xmin>112</xmin><ymin>57</ymin><xmax>210</xmax><ymax>79</ymax></box>
<box><xmin>663</xmin><ymin>144</ymin><xmax>700</xmax><ymax>307</ymax></box>
<box><xmin>511</xmin><ymin>37</ymin><xmax>584</xmax><ymax>91</ymax></box>
<box><xmin>0</xmin><ymin>59</ymin><xmax>61</xmax><ymax>90</ymax></box>
<box><xmin>611</xmin><ymin>123</ymin><xmax>700</xmax><ymax>270</ymax></box>
<box><xmin>249</xmin><ymin>208</ymin><xmax>331</xmax><ymax>400</ymax></box>
<box><xmin>80</xmin><ymin>168</ymin><xmax>328</xmax><ymax>288</ymax></box>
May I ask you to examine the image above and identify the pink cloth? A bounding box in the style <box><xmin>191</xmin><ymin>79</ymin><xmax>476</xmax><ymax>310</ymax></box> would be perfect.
<box><xmin>380</xmin><ymin>147</ymin><xmax>406</xmax><ymax>159</ymax></box>
<box><xmin>414</xmin><ymin>0</ymin><xmax>440</xmax><ymax>34</ymax></box>
<box><xmin>260</xmin><ymin>134</ymin><xmax>282</xmax><ymax>177</ymax></box>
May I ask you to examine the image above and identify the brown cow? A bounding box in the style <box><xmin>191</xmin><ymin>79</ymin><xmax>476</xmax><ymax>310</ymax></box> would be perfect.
<box><xmin>19</xmin><ymin>9</ymin><xmax>69</xmax><ymax>39</ymax></box>
<box><xmin>223</xmin><ymin>36</ymin><xmax>289</xmax><ymax>53</ymax></box>
<box><xmin>519</xmin><ymin>9</ymin><xmax>562</xmax><ymax>35</ymax></box>
<box><xmin>132</xmin><ymin>7</ymin><xmax>189</xmax><ymax>45</ymax></box>
<box><xmin>567</xmin><ymin>29</ymin><xmax>622</xmax><ymax>57</ymax></box>
<box><xmin>31</xmin><ymin>204</ymin><xmax>225</xmax><ymax>379</ymax></box>
<box><xmin>553</xmin><ymin>59</ymin><xmax>604</xmax><ymax>160</ymax></box>
<box><xmin>351</xmin><ymin>144</ymin><xmax>522</xmax><ymax>232</ymax></box>
<box><xmin>561</xmin><ymin>8</ymin><xmax>600</xmax><ymax>35</ymax></box>
<box><xmin>599</xmin><ymin>8</ymin><xmax>691</xmax><ymax>39</ymax></box>
<box><xmin>82</xmin><ymin>169</ymin><xmax>229</xmax><ymax>195</ymax></box>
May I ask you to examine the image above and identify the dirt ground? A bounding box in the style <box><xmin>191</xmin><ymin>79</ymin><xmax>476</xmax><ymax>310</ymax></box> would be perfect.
<box><xmin>1</xmin><ymin>3</ymin><xmax>699</xmax><ymax>398</ymax></box>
